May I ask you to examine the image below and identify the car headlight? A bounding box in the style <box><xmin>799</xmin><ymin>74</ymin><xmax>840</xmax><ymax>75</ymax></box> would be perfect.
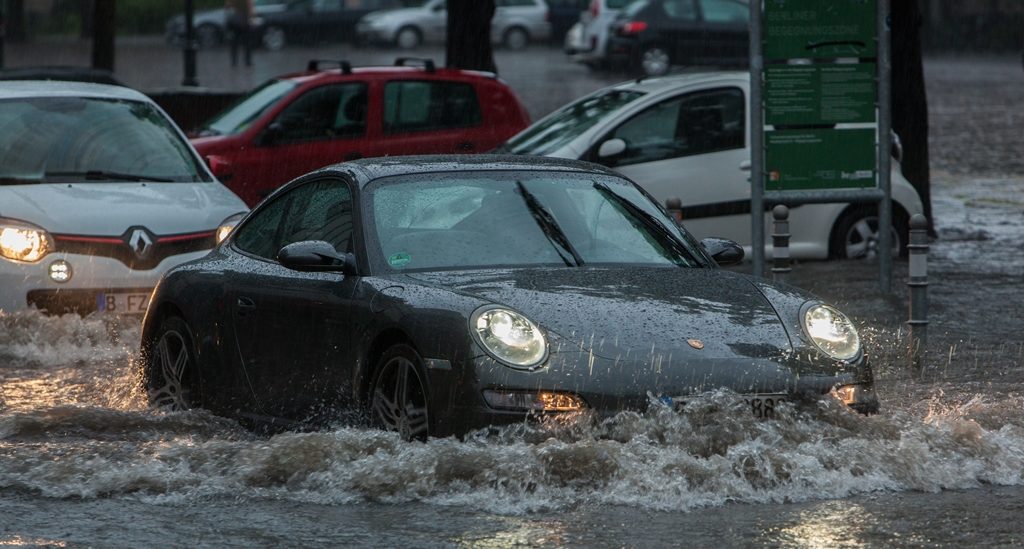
<box><xmin>471</xmin><ymin>306</ymin><xmax>548</xmax><ymax>369</ymax></box>
<box><xmin>803</xmin><ymin>303</ymin><xmax>861</xmax><ymax>361</ymax></box>
<box><xmin>216</xmin><ymin>212</ymin><xmax>246</xmax><ymax>244</ymax></box>
<box><xmin>0</xmin><ymin>218</ymin><xmax>53</xmax><ymax>262</ymax></box>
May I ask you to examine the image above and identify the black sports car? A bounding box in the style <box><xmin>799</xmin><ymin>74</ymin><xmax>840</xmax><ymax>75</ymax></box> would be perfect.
<box><xmin>140</xmin><ymin>156</ymin><xmax>877</xmax><ymax>439</ymax></box>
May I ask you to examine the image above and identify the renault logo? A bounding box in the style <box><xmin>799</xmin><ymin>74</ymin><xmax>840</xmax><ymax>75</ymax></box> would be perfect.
<box><xmin>127</xmin><ymin>228</ymin><xmax>154</xmax><ymax>259</ymax></box>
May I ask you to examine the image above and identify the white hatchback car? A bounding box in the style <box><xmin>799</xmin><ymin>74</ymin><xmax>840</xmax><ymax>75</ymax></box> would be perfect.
<box><xmin>500</xmin><ymin>72</ymin><xmax>924</xmax><ymax>260</ymax></box>
<box><xmin>0</xmin><ymin>82</ymin><xmax>248</xmax><ymax>315</ymax></box>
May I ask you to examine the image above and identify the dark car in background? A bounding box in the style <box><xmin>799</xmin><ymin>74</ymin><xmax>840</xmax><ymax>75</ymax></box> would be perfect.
<box><xmin>191</xmin><ymin>59</ymin><xmax>531</xmax><ymax>206</ymax></box>
<box><xmin>140</xmin><ymin>156</ymin><xmax>878</xmax><ymax>439</ymax></box>
<box><xmin>546</xmin><ymin>0</ymin><xmax>589</xmax><ymax>44</ymax></box>
<box><xmin>257</xmin><ymin>0</ymin><xmax>404</xmax><ymax>51</ymax></box>
<box><xmin>607</xmin><ymin>0</ymin><xmax>749</xmax><ymax>76</ymax></box>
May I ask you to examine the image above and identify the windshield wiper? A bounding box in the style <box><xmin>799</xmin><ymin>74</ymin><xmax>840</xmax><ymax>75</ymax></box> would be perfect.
<box><xmin>515</xmin><ymin>180</ymin><xmax>584</xmax><ymax>267</ymax></box>
<box><xmin>45</xmin><ymin>170</ymin><xmax>175</xmax><ymax>183</ymax></box>
<box><xmin>592</xmin><ymin>182</ymin><xmax>697</xmax><ymax>266</ymax></box>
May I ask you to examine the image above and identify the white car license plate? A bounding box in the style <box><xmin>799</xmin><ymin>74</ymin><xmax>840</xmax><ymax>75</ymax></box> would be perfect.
<box><xmin>745</xmin><ymin>395</ymin><xmax>787</xmax><ymax>419</ymax></box>
<box><xmin>97</xmin><ymin>292</ymin><xmax>150</xmax><ymax>314</ymax></box>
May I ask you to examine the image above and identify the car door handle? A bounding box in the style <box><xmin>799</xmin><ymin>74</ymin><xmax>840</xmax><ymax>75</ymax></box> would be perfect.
<box><xmin>344</xmin><ymin>152</ymin><xmax>363</xmax><ymax>161</ymax></box>
<box><xmin>236</xmin><ymin>296</ymin><xmax>256</xmax><ymax>316</ymax></box>
<box><xmin>456</xmin><ymin>141</ymin><xmax>475</xmax><ymax>152</ymax></box>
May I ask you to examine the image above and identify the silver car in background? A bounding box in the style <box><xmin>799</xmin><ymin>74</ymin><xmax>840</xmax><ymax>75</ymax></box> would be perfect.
<box><xmin>357</xmin><ymin>0</ymin><xmax>551</xmax><ymax>50</ymax></box>
<box><xmin>564</xmin><ymin>0</ymin><xmax>633</xmax><ymax>68</ymax></box>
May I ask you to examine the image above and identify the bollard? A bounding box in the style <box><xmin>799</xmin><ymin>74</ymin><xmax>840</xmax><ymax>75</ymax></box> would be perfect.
<box><xmin>771</xmin><ymin>205</ymin><xmax>791</xmax><ymax>283</ymax></box>
<box><xmin>665</xmin><ymin>197</ymin><xmax>683</xmax><ymax>224</ymax></box>
<box><xmin>907</xmin><ymin>214</ymin><xmax>929</xmax><ymax>372</ymax></box>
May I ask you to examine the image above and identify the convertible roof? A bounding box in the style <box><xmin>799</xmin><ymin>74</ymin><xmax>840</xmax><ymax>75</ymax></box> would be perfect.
<box><xmin>335</xmin><ymin>155</ymin><xmax>624</xmax><ymax>186</ymax></box>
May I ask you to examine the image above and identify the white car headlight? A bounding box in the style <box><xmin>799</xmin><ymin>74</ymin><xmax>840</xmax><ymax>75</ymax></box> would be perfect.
<box><xmin>803</xmin><ymin>303</ymin><xmax>861</xmax><ymax>361</ymax></box>
<box><xmin>471</xmin><ymin>306</ymin><xmax>548</xmax><ymax>369</ymax></box>
<box><xmin>0</xmin><ymin>218</ymin><xmax>53</xmax><ymax>262</ymax></box>
<box><xmin>216</xmin><ymin>212</ymin><xmax>247</xmax><ymax>244</ymax></box>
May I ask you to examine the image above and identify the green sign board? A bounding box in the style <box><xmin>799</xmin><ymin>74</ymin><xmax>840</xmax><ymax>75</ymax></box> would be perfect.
<box><xmin>765</xmin><ymin>64</ymin><xmax>876</xmax><ymax>125</ymax></box>
<box><xmin>765</xmin><ymin>128</ymin><xmax>876</xmax><ymax>191</ymax></box>
<box><xmin>764</xmin><ymin>0</ymin><xmax>877</xmax><ymax>60</ymax></box>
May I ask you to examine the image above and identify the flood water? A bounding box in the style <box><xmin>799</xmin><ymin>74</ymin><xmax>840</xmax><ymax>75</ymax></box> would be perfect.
<box><xmin>2</xmin><ymin>53</ymin><xmax>1024</xmax><ymax>546</ymax></box>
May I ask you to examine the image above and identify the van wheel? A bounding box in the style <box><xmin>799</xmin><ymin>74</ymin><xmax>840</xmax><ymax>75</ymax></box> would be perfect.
<box><xmin>829</xmin><ymin>207</ymin><xmax>908</xmax><ymax>259</ymax></box>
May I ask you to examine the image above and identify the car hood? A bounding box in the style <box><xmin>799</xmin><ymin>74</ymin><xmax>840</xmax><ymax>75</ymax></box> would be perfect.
<box><xmin>404</xmin><ymin>267</ymin><xmax>795</xmax><ymax>361</ymax></box>
<box><xmin>0</xmin><ymin>182</ymin><xmax>246</xmax><ymax>235</ymax></box>
<box><xmin>362</xmin><ymin>8</ymin><xmax>426</xmax><ymax>25</ymax></box>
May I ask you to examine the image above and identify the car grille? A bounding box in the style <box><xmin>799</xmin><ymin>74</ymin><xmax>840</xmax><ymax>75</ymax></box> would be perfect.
<box><xmin>52</xmin><ymin>229</ymin><xmax>216</xmax><ymax>271</ymax></box>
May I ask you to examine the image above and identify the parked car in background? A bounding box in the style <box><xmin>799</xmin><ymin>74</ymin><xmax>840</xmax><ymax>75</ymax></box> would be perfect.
<box><xmin>257</xmin><ymin>0</ymin><xmax>403</xmax><ymax>51</ymax></box>
<box><xmin>607</xmin><ymin>0</ymin><xmax>749</xmax><ymax>76</ymax></box>
<box><xmin>0</xmin><ymin>82</ymin><xmax>247</xmax><ymax>315</ymax></box>
<box><xmin>165</xmin><ymin>0</ymin><xmax>287</xmax><ymax>49</ymax></box>
<box><xmin>499</xmin><ymin>73</ymin><xmax>924</xmax><ymax>260</ymax></box>
<box><xmin>191</xmin><ymin>58</ymin><xmax>531</xmax><ymax>206</ymax></box>
<box><xmin>140</xmin><ymin>155</ymin><xmax>878</xmax><ymax>438</ymax></box>
<box><xmin>356</xmin><ymin>0</ymin><xmax>551</xmax><ymax>50</ymax></box>
<box><xmin>564</xmin><ymin>0</ymin><xmax>633</xmax><ymax>68</ymax></box>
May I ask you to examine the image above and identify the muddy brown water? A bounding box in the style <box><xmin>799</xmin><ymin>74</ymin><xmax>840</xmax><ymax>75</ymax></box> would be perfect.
<box><xmin>2</xmin><ymin>50</ymin><xmax>1023</xmax><ymax>547</ymax></box>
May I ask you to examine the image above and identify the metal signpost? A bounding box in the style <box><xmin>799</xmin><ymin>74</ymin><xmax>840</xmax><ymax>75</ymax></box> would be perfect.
<box><xmin>750</xmin><ymin>0</ymin><xmax>893</xmax><ymax>292</ymax></box>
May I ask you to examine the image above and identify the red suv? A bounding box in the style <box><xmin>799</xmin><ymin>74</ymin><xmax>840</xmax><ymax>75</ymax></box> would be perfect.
<box><xmin>192</xmin><ymin>58</ymin><xmax>531</xmax><ymax>206</ymax></box>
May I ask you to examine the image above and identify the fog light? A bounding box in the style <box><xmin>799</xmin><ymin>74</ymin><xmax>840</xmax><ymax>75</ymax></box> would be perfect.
<box><xmin>832</xmin><ymin>384</ymin><xmax>872</xmax><ymax>406</ymax></box>
<box><xmin>483</xmin><ymin>390</ymin><xmax>586</xmax><ymax>412</ymax></box>
<box><xmin>48</xmin><ymin>260</ymin><xmax>72</xmax><ymax>283</ymax></box>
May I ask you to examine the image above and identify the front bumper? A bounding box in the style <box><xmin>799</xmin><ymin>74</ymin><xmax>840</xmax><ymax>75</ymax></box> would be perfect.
<box><xmin>427</xmin><ymin>349</ymin><xmax>878</xmax><ymax>437</ymax></box>
<box><xmin>0</xmin><ymin>250</ymin><xmax>210</xmax><ymax>315</ymax></box>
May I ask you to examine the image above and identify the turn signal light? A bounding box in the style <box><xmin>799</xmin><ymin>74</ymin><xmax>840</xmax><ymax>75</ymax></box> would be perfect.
<box><xmin>483</xmin><ymin>390</ymin><xmax>586</xmax><ymax>412</ymax></box>
<box><xmin>620</xmin><ymin>21</ymin><xmax>648</xmax><ymax>34</ymax></box>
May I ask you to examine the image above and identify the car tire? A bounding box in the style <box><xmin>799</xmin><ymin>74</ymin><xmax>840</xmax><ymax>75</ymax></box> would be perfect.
<box><xmin>829</xmin><ymin>206</ymin><xmax>909</xmax><ymax>259</ymax></box>
<box><xmin>503</xmin><ymin>26</ymin><xmax>530</xmax><ymax>50</ymax></box>
<box><xmin>640</xmin><ymin>45</ymin><xmax>671</xmax><ymax>77</ymax></box>
<box><xmin>262</xmin><ymin>25</ymin><xmax>287</xmax><ymax>51</ymax></box>
<box><xmin>195</xmin><ymin>23</ymin><xmax>223</xmax><ymax>49</ymax></box>
<box><xmin>395</xmin><ymin>26</ymin><xmax>422</xmax><ymax>49</ymax></box>
<box><xmin>144</xmin><ymin>315</ymin><xmax>198</xmax><ymax>411</ymax></box>
<box><xmin>369</xmin><ymin>344</ymin><xmax>430</xmax><ymax>441</ymax></box>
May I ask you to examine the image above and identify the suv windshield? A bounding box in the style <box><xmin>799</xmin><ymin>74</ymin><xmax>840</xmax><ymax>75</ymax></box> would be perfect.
<box><xmin>501</xmin><ymin>90</ymin><xmax>644</xmax><ymax>155</ymax></box>
<box><xmin>365</xmin><ymin>171</ymin><xmax>705</xmax><ymax>272</ymax></box>
<box><xmin>200</xmin><ymin>79</ymin><xmax>297</xmax><ymax>136</ymax></box>
<box><xmin>0</xmin><ymin>97</ymin><xmax>209</xmax><ymax>183</ymax></box>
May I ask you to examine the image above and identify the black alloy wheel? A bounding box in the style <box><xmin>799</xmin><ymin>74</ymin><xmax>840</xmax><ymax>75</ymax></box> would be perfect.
<box><xmin>146</xmin><ymin>316</ymin><xmax>196</xmax><ymax>411</ymax></box>
<box><xmin>370</xmin><ymin>345</ymin><xmax>430</xmax><ymax>441</ymax></box>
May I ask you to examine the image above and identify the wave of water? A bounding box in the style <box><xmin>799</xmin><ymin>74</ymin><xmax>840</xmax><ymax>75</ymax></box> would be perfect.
<box><xmin>2</xmin><ymin>310</ymin><xmax>1024</xmax><ymax>515</ymax></box>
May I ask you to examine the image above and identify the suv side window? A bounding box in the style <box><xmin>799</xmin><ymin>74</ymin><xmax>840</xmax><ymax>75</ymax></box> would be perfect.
<box><xmin>603</xmin><ymin>87</ymin><xmax>745</xmax><ymax>167</ymax></box>
<box><xmin>662</xmin><ymin>0</ymin><xmax>698</xmax><ymax>21</ymax></box>
<box><xmin>271</xmin><ymin>83</ymin><xmax>368</xmax><ymax>143</ymax></box>
<box><xmin>234</xmin><ymin>178</ymin><xmax>355</xmax><ymax>260</ymax></box>
<box><xmin>383</xmin><ymin>80</ymin><xmax>482</xmax><ymax>134</ymax></box>
<box><xmin>699</xmin><ymin>0</ymin><xmax>748</xmax><ymax>23</ymax></box>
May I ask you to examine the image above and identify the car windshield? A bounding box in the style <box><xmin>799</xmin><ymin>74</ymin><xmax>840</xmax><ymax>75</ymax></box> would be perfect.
<box><xmin>199</xmin><ymin>79</ymin><xmax>297</xmax><ymax>136</ymax></box>
<box><xmin>365</xmin><ymin>171</ymin><xmax>706</xmax><ymax>272</ymax></box>
<box><xmin>501</xmin><ymin>90</ymin><xmax>644</xmax><ymax>155</ymax></box>
<box><xmin>0</xmin><ymin>97</ymin><xmax>209</xmax><ymax>184</ymax></box>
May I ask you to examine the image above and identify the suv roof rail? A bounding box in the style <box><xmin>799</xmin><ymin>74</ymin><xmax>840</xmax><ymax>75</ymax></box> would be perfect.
<box><xmin>394</xmin><ymin>57</ymin><xmax>436</xmax><ymax>73</ymax></box>
<box><xmin>307</xmin><ymin>59</ymin><xmax>352</xmax><ymax>74</ymax></box>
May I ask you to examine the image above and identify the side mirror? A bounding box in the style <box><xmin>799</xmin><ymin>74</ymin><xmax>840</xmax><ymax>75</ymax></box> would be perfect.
<box><xmin>700</xmin><ymin>237</ymin><xmax>744</xmax><ymax>266</ymax></box>
<box><xmin>597</xmin><ymin>138</ymin><xmax>626</xmax><ymax>159</ymax></box>
<box><xmin>259</xmin><ymin>122</ymin><xmax>285</xmax><ymax>146</ymax></box>
<box><xmin>205</xmin><ymin>155</ymin><xmax>233</xmax><ymax>181</ymax></box>
<box><xmin>278</xmin><ymin>240</ymin><xmax>356</xmax><ymax>274</ymax></box>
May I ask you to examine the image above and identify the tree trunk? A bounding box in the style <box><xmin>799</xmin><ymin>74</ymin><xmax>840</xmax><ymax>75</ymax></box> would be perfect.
<box><xmin>446</xmin><ymin>0</ymin><xmax>497</xmax><ymax>73</ymax></box>
<box><xmin>891</xmin><ymin>0</ymin><xmax>934</xmax><ymax>234</ymax></box>
<box><xmin>91</xmin><ymin>0</ymin><xmax>116</xmax><ymax>72</ymax></box>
